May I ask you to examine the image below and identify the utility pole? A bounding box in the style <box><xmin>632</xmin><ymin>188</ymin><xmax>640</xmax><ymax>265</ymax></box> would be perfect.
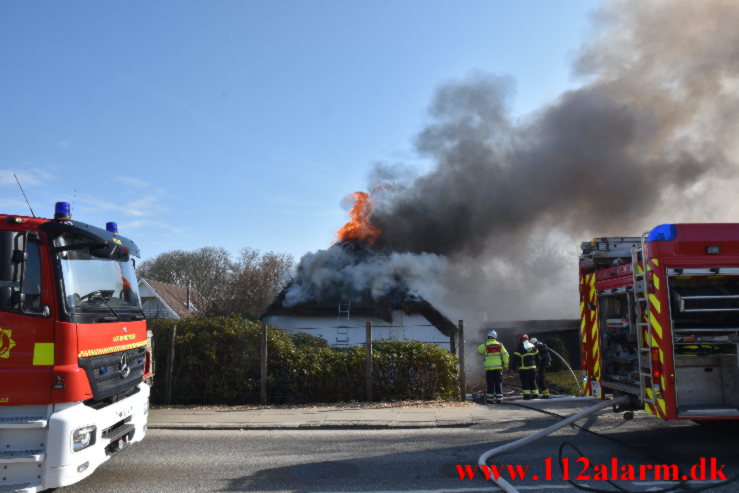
<box><xmin>365</xmin><ymin>320</ymin><xmax>373</xmax><ymax>402</ymax></box>
<box><xmin>260</xmin><ymin>322</ymin><xmax>268</xmax><ymax>405</ymax></box>
<box><xmin>164</xmin><ymin>324</ymin><xmax>177</xmax><ymax>405</ymax></box>
<box><xmin>458</xmin><ymin>320</ymin><xmax>466</xmax><ymax>401</ymax></box>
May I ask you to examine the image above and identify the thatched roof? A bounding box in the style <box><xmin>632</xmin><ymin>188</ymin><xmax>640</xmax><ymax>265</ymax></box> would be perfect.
<box><xmin>261</xmin><ymin>286</ymin><xmax>457</xmax><ymax>337</ymax></box>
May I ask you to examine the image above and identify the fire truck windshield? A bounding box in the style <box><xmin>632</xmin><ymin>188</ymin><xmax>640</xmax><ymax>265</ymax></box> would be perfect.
<box><xmin>53</xmin><ymin>234</ymin><xmax>142</xmax><ymax>319</ymax></box>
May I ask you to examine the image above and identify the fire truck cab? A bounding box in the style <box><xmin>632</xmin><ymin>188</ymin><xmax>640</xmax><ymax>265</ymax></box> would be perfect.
<box><xmin>0</xmin><ymin>203</ymin><xmax>151</xmax><ymax>492</ymax></box>
<box><xmin>580</xmin><ymin>224</ymin><xmax>739</xmax><ymax>421</ymax></box>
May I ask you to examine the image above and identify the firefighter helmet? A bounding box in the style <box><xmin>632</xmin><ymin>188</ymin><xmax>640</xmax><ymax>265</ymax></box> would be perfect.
<box><xmin>487</xmin><ymin>330</ymin><xmax>497</xmax><ymax>339</ymax></box>
<box><xmin>530</xmin><ymin>337</ymin><xmax>538</xmax><ymax>344</ymax></box>
<box><xmin>517</xmin><ymin>333</ymin><xmax>528</xmax><ymax>342</ymax></box>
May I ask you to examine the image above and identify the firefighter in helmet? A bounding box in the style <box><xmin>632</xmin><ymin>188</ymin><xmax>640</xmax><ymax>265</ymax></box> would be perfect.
<box><xmin>511</xmin><ymin>333</ymin><xmax>539</xmax><ymax>399</ymax></box>
<box><xmin>477</xmin><ymin>330</ymin><xmax>509</xmax><ymax>402</ymax></box>
<box><xmin>530</xmin><ymin>337</ymin><xmax>552</xmax><ymax>399</ymax></box>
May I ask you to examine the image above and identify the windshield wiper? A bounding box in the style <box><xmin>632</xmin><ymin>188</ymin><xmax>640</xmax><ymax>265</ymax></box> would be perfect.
<box><xmin>131</xmin><ymin>304</ymin><xmax>147</xmax><ymax>320</ymax></box>
<box><xmin>78</xmin><ymin>290</ymin><xmax>121</xmax><ymax>322</ymax></box>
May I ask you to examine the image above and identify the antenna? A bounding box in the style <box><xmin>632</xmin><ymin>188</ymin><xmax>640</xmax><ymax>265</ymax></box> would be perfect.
<box><xmin>13</xmin><ymin>173</ymin><xmax>36</xmax><ymax>217</ymax></box>
<box><xmin>72</xmin><ymin>187</ymin><xmax>77</xmax><ymax>214</ymax></box>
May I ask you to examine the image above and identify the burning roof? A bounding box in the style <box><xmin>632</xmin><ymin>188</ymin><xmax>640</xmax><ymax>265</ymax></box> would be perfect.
<box><xmin>263</xmin><ymin>194</ymin><xmax>454</xmax><ymax>336</ymax></box>
<box><xmin>336</xmin><ymin>192</ymin><xmax>380</xmax><ymax>245</ymax></box>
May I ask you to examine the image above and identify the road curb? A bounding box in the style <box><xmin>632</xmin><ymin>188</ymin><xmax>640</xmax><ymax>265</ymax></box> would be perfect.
<box><xmin>148</xmin><ymin>420</ymin><xmax>477</xmax><ymax>430</ymax></box>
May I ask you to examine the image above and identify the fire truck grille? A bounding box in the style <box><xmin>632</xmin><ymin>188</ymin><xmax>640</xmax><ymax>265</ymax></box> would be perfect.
<box><xmin>79</xmin><ymin>346</ymin><xmax>146</xmax><ymax>402</ymax></box>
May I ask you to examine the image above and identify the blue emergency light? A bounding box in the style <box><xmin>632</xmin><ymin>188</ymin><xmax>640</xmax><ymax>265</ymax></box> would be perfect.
<box><xmin>647</xmin><ymin>224</ymin><xmax>677</xmax><ymax>242</ymax></box>
<box><xmin>54</xmin><ymin>202</ymin><xmax>71</xmax><ymax>221</ymax></box>
<box><xmin>106</xmin><ymin>222</ymin><xmax>118</xmax><ymax>234</ymax></box>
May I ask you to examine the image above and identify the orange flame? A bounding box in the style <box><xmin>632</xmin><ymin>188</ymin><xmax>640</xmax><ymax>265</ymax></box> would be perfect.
<box><xmin>336</xmin><ymin>192</ymin><xmax>381</xmax><ymax>245</ymax></box>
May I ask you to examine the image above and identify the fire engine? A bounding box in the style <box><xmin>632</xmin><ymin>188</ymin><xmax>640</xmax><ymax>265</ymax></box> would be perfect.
<box><xmin>0</xmin><ymin>202</ymin><xmax>151</xmax><ymax>491</ymax></box>
<box><xmin>579</xmin><ymin>223</ymin><xmax>739</xmax><ymax>421</ymax></box>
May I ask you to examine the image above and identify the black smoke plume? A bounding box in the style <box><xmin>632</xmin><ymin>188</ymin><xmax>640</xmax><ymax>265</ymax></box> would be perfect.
<box><xmin>287</xmin><ymin>0</ymin><xmax>739</xmax><ymax>327</ymax></box>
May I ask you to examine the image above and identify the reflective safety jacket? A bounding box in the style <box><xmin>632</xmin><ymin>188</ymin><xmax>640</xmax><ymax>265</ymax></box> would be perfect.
<box><xmin>477</xmin><ymin>338</ymin><xmax>509</xmax><ymax>370</ymax></box>
<box><xmin>511</xmin><ymin>342</ymin><xmax>538</xmax><ymax>370</ymax></box>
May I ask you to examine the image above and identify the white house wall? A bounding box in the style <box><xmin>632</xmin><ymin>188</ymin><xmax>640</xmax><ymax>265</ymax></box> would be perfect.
<box><xmin>264</xmin><ymin>310</ymin><xmax>451</xmax><ymax>349</ymax></box>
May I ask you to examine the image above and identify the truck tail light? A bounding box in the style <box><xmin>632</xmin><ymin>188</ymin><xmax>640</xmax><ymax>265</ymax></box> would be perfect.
<box><xmin>651</xmin><ymin>347</ymin><xmax>662</xmax><ymax>381</ymax></box>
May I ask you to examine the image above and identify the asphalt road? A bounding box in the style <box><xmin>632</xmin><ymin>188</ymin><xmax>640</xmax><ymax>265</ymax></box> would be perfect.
<box><xmin>57</xmin><ymin>406</ymin><xmax>739</xmax><ymax>493</ymax></box>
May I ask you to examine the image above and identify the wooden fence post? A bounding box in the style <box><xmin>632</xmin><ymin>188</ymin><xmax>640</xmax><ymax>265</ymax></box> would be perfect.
<box><xmin>260</xmin><ymin>322</ymin><xmax>268</xmax><ymax>405</ymax></box>
<box><xmin>365</xmin><ymin>320</ymin><xmax>373</xmax><ymax>402</ymax></box>
<box><xmin>458</xmin><ymin>320</ymin><xmax>466</xmax><ymax>401</ymax></box>
<box><xmin>164</xmin><ymin>324</ymin><xmax>177</xmax><ymax>405</ymax></box>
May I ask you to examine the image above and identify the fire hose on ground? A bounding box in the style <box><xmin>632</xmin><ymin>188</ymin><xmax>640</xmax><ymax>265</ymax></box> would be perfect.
<box><xmin>477</xmin><ymin>395</ymin><xmax>630</xmax><ymax>493</ymax></box>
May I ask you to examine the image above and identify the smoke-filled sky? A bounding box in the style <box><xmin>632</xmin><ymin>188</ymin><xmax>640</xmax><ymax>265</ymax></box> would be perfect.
<box><xmin>288</xmin><ymin>0</ymin><xmax>739</xmax><ymax>327</ymax></box>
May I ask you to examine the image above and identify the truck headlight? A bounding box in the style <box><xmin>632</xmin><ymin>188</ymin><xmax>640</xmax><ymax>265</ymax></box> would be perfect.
<box><xmin>72</xmin><ymin>425</ymin><xmax>97</xmax><ymax>452</ymax></box>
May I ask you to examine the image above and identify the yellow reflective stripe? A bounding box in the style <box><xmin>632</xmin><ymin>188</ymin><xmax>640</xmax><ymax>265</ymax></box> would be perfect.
<box><xmin>33</xmin><ymin>343</ymin><xmax>54</xmax><ymax>366</ymax></box>
<box><xmin>661</xmin><ymin>375</ymin><xmax>666</xmax><ymax>389</ymax></box>
<box><xmin>653</xmin><ymin>274</ymin><xmax>660</xmax><ymax>291</ymax></box>
<box><xmin>589</xmin><ymin>275</ymin><xmax>596</xmax><ymax>303</ymax></box>
<box><xmin>580</xmin><ymin>317</ymin><xmax>586</xmax><ymax>331</ymax></box>
<box><xmin>78</xmin><ymin>341</ymin><xmax>147</xmax><ymax>358</ymax></box>
<box><xmin>675</xmin><ymin>276</ymin><xmax>692</xmax><ymax>280</ymax></box>
<box><xmin>593</xmin><ymin>359</ymin><xmax>600</xmax><ymax>377</ymax></box>
<box><xmin>658</xmin><ymin>398</ymin><xmax>666</xmax><ymax>416</ymax></box>
<box><xmin>637</xmin><ymin>264</ymin><xmax>644</xmax><ymax>274</ymax></box>
<box><xmin>659</xmin><ymin>349</ymin><xmax>664</xmax><ymax>365</ymax></box>
<box><xmin>649</xmin><ymin>312</ymin><xmax>663</xmax><ymax>338</ymax></box>
<box><xmin>708</xmin><ymin>275</ymin><xmax>723</xmax><ymax>279</ymax></box>
<box><xmin>649</xmin><ymin>293</ymin><xmax>661</xmax><ymax>314</ymax></box>
<box><xmin>652</xmin><ymin>259</ymin><xmax>659</xmax><ymax>266</ymax></box>
<box><xmin>579</xmin><ymin>301</ymin><xmax>584</xmax><ymax>316</ymax></box>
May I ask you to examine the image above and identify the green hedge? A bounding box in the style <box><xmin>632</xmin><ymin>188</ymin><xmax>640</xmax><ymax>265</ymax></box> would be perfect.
<box><xmin>149</xmin><ymin>316</ymin><xmax>459</xmax><ymax>404</ymax></box>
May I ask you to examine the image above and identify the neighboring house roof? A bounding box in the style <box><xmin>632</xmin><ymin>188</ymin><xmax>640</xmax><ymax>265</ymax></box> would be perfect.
<box><xmin>262</xmin><ymin>286</ymin><xmax>457</xmax><ymax>337</ymax></box>
<box><xmin>138</xmin><ymin>278</ymin><xmax>206</xmax><ymax>319</ymax></box>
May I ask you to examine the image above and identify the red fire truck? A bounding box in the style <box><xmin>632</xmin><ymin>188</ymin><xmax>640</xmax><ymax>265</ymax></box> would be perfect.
<box><xmin>579</xmin><ymin>224</ymin><xmax>739</xmax><ymax>421</ymax></box>
<box><xmin>0</xmin><ymin>202</ymin><xmax>151</xmax><ymax>492</ymax></box>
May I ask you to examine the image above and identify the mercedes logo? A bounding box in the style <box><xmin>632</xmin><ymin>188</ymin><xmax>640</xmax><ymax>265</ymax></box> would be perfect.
<box><xmin>120</xmin><ymin>353</ymin><xmax>131</xmax><ymax>379</ymax></box>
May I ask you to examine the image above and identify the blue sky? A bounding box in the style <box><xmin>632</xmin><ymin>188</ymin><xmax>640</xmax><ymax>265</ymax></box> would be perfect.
<box><xmin>1</xmin><ymin>1</ymin><xmax>597</xmax><ymax>262</ymax></box>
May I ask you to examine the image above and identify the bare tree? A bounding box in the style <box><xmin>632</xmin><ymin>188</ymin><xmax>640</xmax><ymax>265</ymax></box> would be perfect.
<box><xmin>222</xmin><ymin>248</ymin><xmax>294</xmax><ymax>316</ymax></box>
<box><xmin>138</xmin><ymin>246</ymin><xmax>293</xmax><ymax>317</ymax></box>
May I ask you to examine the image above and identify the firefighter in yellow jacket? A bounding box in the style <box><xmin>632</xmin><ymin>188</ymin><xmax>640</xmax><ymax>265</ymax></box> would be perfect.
<box><xmin>511</xmin><ymin>333</ymin><xmax>539</xmax><ymax>400</ymax></box>
<box><xmin>477</xmin><ymin>330</ymin><xmax>509</xmax><ymax>402</ymax></box>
